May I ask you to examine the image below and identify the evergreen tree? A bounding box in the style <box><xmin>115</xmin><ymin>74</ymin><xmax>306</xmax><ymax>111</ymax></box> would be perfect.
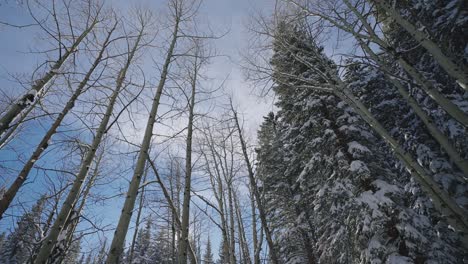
<box><xmin>0</xmin><ymin>197</ymin><xmax>45</xmax><ymax>263</ymax></box>
<box><xmin>255</xmin><ymin>17</ymin><xmax>464</xmax><ymax>263</ymax></box>
<box><xmin>0</xmin><ymin>232</ymin><xmax>6</xmax><ymax>250</ymax></box>
<box><xmin>203</xmin><ymin>237</ymin><xmax>214</xmax><ymax>264</ymax></box>
<box><xmin>130</xmin><ymin>218</ymin><xmax>153</xmax><ymax>264</ymax></box>
<box><xmin>216</xmin><ymin>239</ymin><xmax>227</xmax><ymax>264</ymax></box>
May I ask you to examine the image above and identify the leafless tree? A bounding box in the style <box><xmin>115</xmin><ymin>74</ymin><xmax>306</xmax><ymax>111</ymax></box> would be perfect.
<box><xmin>0</xmin><ymin>0</ymin><xmax>103</xmax><ymax>138</ymax></box>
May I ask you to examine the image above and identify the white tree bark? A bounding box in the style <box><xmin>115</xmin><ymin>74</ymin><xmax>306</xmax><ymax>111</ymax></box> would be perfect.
<box><xmin>268</xmin><ymin>15</ymin><xmax>468</xmax><ymax>247</ymax></box>
<box><xmin>106</xmin><ymin>14</ymin><xmax>180</xmax><ymax>263</ymax></box>
<box><xmin>373</xmin><ymin>0</ymin><xmax>468</xmax><ymax>90</ymax></box>
<box><xmin>231</xmin><ymin>104</ymin><xmax>281</xmax><ymax>264</ymax></box>
<box><xmin>341</xmin><ymin>0</ymin><xmax>468</xmax><ymax>127</ymax></box>
<box><xmin>0</xmin><ymin>18</ymin><xmax>98</xmax><ymax>137</ymax></box>
<box><xmin>147</xmin><ymin>157</ymin><xmax>198</xmax><ymax>264</ymax></box>
<box><xmin>290</xmin><ymin>0</ymin><xmax>468</xmax><ymax>128</ymax></box>
<box><xmin>355</xmin><ymin>37</ymin><xmax>468</xmax><ymax>178</ymax></box>
<box><xmin>33</xmin><ymin>23</ymin><xmax>141</xmax><ymax>264</ymax></box>
<box><xmin>179</xmin><ymin>52</ymin><xmax>198</xmax><ymax>264</ymax></box>
<box><xmin>0</xmin><ymin>23</ymin><xmax>116</xmax><ymax>220</ymax></box>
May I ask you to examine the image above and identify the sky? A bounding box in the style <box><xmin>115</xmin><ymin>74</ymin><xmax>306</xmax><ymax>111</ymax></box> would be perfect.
<box><xmin>0</xmin><ymin>0</ymin><xmax>276</xmax><ymax>258</ymax></box>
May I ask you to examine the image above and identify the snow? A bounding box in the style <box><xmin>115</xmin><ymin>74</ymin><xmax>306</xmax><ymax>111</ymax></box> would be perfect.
<box><xmin>26</xmin><ymin>89</ymin><xmax>38</xmax><ymax>98</ymax></box>
<box><xmin>349</xmin><ymin>160</ymin><xmax>369</xmax><ymax>173</ymax></box>
<box><xmin>386</xmin><ymin>255</ymin><xmax>413</xmax><ymax>264</ymax></box>
<box><xmin>356</xmin><ymin>180</ymin><xmax>400</xmax><ymax>217</ymax></box>
<box><xmin>347</xmin><ymin>141</ymin><xmax>371</xmax><ymax>156</ymax></box>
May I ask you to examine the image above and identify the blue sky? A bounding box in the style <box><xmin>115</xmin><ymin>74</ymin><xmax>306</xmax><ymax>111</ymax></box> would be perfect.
<box><xmin>0</xmin><ymin>0</ymin><xmax>275</xmax><ymax>259</ymax></box>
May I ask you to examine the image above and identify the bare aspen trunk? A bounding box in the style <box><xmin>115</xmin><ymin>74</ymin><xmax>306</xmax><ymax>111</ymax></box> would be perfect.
<box><xmin>226</xmin><ymin>184</ymin><xmax>237</xmax><ymax>264</ymax></box>
<box><xmin>287</xmin><ymin>23</ymin><xmax>468</xmax><ymax>242</ymax></box>
<box><xmin>148</xmin><ymin>157</ymin><xmax>198</xmax><ymax>263</ymax></box>
<box><xmin>272</xmin><ymin>12</ymin><xmax>468</xmax><ymax>246</ymax></box>
<box><xmin>341</xmin><ymin>0</ymin><xmax>468</xmax><ymax>127</ymax></box>
<box><xmin>33</xmin><ymin>25</ymin><xmax>139</xmax><ymax>264</ymax></box>
<box><xmin>286</xmin><ymin>1</ymin><xmax>468</xmax><ymax>177</ymax></box>
<box><xmin>396</xmin><ymin>58</ymin><xmax>468</xmax><ymax>127</ymax></box>
<box><xmin>64</xmin><ymin>150</ymin><xmax>103</xmax><ymax>246</ymax></box>
<box><xmin>178</xmin><ymin>54</ymin><xmax>197</xmax><ymax>264</ymax></box>
<box><xmin>373</xmin><ymin>0</ymin><xmax>468</xmax><ymax>90</ymax></box>
<box><xmin>106</xmin><ymin>17</ymin><xmax>180</xmax><ymax>263</ymax></box>
<box><xmin>250</xmin><ymin>188</ymin><xmax>260</xmax><ymax>264</ymax></box>
<box><xmin>169</xmin><ymin>164</ymin><xmax>177</xmax><ymax>263</ymax></box>
<box><xmin>231</xmin><ymin>106</ymin><xmax>280</xmax><ymax>264</ymax></box>
<box><xmin>234</xmin><ymin>193</ymin><xmax>251</xmax><ymax>264</ymax></box>
<box><xmin>0</xmin><ymin>95</ymin><xmax>39</xmax><ymax>149</ymax></box>
<box><xmin>203</xmin><ymin>135</ymin><xmax>233</xmax><ymax>263</ymax></box>
<box><xmin>357</xmin><ymin>40</ymin><xmax>468</xmax><ymax>177</ymax></box>
<box><xmin>33</xmin><ymin>72</ymin><xmax>124</xmax><ymax>264</ymax></box>
<box><xmin>128</xmin><ymin>169</ymin><xmax>148</xmax><ymax>264</ymax></box>
<box><xmin>0</xmin><ymin>25</ymin><xmax>115</xmax><ymax>219</ymax></box>
<box><xmin>293</xmin><ymin>0</ymin><xmax>468</xmax><ymax>127</ymax></box>
<box><xmin>332</xmin><ymin>81</ymin><xmax>468</xmax><ymax>248</ymax></box>
<box><xmin>0</xmin><ymin>19</ymin><xmax>98</xmax><ymax>137</ymax></box>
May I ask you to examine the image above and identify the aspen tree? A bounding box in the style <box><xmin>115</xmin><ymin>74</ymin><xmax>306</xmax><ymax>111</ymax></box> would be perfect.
<box><xmin>147</xmin><ymin>157</ymin><xmax>198</xmax><ymax>263</ymax></box>
<box><xmin>0</xmin><ymin>22</ymin><xmax>118</xmax><ymax>219</ymax></box>
<box><xmin>231</xmin><ymin>103</ymin><xmax>280</xmax><ymax>264</ymax></box>
<box><xmin>127</xmin><ymin>168</ymin><xmax>148</xmax><ymax>264</ymax></box>
<box><xmin>178</xmin><ymin>41</ymin><xmax>200</xmax><ymax>264</ymax></box>
<box><xmin>33</xmin><ymin>17</ymin><xmax>145</xmax><ymax>263</ymax></box>
<box><xmin>106</xmin><ymin>3</ymin><xmax>182</xmax><ymax>261</ymax></box>
<box><xmin>0</xmin><ymin>1</ymin><xmax>101</xmax><ymax>137</ymax></box>
<box><xmin>372</xmin><ymin>0</ymin><xmax>468</xmax><ymax>90</ymax></box>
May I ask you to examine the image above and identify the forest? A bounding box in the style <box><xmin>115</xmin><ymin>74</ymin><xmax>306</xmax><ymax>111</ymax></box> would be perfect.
<box><xmin>0</xmin><ymin>0</ymin><xmax>467</xmax><ymax>263</ymax></box>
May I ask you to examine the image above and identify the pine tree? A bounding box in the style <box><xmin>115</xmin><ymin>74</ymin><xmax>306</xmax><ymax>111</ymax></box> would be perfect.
<box><xmin>203</xmin><ymin>237</ymin><xmax>214</xmax><ymax>264</ymax></box>
<box><xmin>0</xmin><ymin>197</ymin><xmax>45</xmax><ymax>263</ymax></box>
<box><xmin>216</xmin><ymin>239</ymin><xmax>227</xmax><ymax>264</ymax></box>
<box><xmin>130</xmin><ymin>218</ymin><xmax>153</xmax><ymax>264</ymax></box>
<box><xmin>255</xmin><ymin>17</ymin><xmax>464</xmax><ymax>263</ymax></box>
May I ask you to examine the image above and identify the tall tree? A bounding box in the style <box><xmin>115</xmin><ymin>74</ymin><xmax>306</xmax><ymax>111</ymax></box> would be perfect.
<box><xmin>0</xmin><ymin>0</ymin><xmax>101</xmax><ymax>137</ymax></box>
<box><xmin>179</xmin><ymin>39</ymin><xmax>203</xmax><ymax>263</ymax></box>
<box><xmin>33</xmin><ymin>14</ymin><xmax>146</xmax><ymax>263</ymax></box>
<box><xmin>0</xmin><ymin>197</ymin><xmax>46</xmax><ymax>263</ymax></box>
<box><xmin>202</xmin><ymin>237</ymin><xmax>214</xmax><ymax>264</ymax></box>
<box><xmin>105</xmin><ymin>3</ymin><xmax>181</xmax><ymax>261</ymax></box>
<box><xmin>253</xmin><ymin>16</ymin><xmax>464</xmax><ymax>262</ymax></box>
<box><xmin>0</xmin><ymin>21</ymin><xmax>118</xmax><ymax>219</ymax></box>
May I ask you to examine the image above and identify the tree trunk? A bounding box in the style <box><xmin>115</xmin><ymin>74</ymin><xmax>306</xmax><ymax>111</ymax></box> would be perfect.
<box><xmin>234</xmin><ymin>193</ymin><xmax>251</xmax><ymax>264</ymax></box>
<box><xmin>0</xmin><ymin>94</ymin><xmax>40</xmax><ymax>149</ymax></box>
<box><xmin>373</xmin><ymin>0</ymin><xmax>468</xmax><ymax>90</ymax></box>
<box><xmin>202</xmin><ymin>133</ymin><xmax>233</xmax><ymax>263</ymax></box>
<box><xmin>250</xmin><ymin>187</ymin><xmax>260</xmax><ymax>264</ymax></box>
<box><xmin>231</xmin><ymin>105</ymin><xmax>280</xmax><ymax>264</ymax></box>
<box><xmin>33</xmin><ymin>24</ymin><xmax>138</xmax><ymax>264</ymax></box>
<box><xmin>357</xmin><ymin>38</ymin><xmax>468</xmax><ymax>178</ymax></box>
<box><xmin>333</xmin><ymin>81</ymin><xmax>468</xmax><ymax>248</ymax></box>
<box><xmin>226</xmin><ymin>183</ymin><xmax>237</xmax><ymax>264</ymax></box>
<box><xmin>0</xmin><ymin>24</ymin><xmax>115</xmax><ymax>219</ymax></box>
<box><xmin>0</xmin><ymin>19</ymin><xmax>98</xmax><ymax>137</ymax></box>
<box><xmin>342</xmin><ymin>0</ymin><xmax>468</xmax><ymax>127</ymax></box>
<box><xmin>274</xmin><ymin>17</ymin><xmax>468</xmax><ymax>247</ymax></box>
<box><xmin>147</xmin><ymin>157</ymin><xmax>198</xmax><ymax>263</ymax></box>
<box><xmin>178</xmin><ymin>53</ymin><xmax>197</xmax><ymax>264</ymax></box>
<box><xmin>128</xmin><ymin>168</ymin><xmax>148</xmax><ymax>264</ymax></box>
<box><xmin>106</xmin><ymin>17</ymin><xmax>180</xmax><ymax>264</ymax></box>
